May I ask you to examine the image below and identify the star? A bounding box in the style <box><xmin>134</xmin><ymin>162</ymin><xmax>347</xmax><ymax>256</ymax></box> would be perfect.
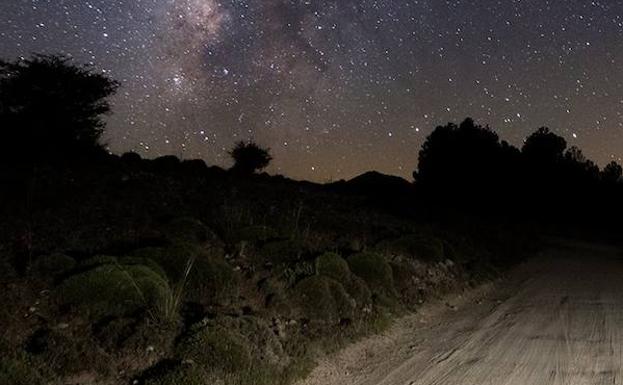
<box><xmin>1</xmin><ymin>1</ymin><xmax>622</xmax><ymax>181</ymax></box>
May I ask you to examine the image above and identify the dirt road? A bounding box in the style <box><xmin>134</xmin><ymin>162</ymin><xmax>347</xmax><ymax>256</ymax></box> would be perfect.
<box><xmin>298</xmin><ymin>242</ymin><xmax>623</xmax><ymax>385</ymax></box>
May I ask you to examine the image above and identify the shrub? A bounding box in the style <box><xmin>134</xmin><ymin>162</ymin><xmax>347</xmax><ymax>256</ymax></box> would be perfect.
<box><xmin>0</xmin><ymin>354</ymin><xmax>43</xmax><ymax>385</ymax></box>
<box><xmin>130</xmin><ymin>246</ymin><xmax>239</xmax><ymax>306</ymax></box>
<box><xmin>316</xmin><ymin>252</ymin><xmax>350</xmax><ymax>282</ymax></box>
<box><xmin>315</xmin><ymin>252</ymin><xmax>371</xmax><ymax>308</ymax></box>
<box><xmin>163</xmin><ymin>217</ymin><xmax>221</xmax><ymax>246</ymax></box>
<box><xmin>215</xmin><ymin>316</ymin><xmax>286</xmax><ymax>367</ymax></box>
<box><xmin>375</xmin><ymin>235</ymin><xmax>445</xmax><ymax>262</ymax></box>
<box><xmin>119</xmin><ymin>255</ymin><xmax>169</xmax><ymax>281</ymax></box>
<box><xmin>29</xmin><ymin>328</ymin><xmax>112</xmax><ymax>378</ymax></box>
<box><xmin>258</xmin><ymin>276</ymin><xmax>293</xmax><ymax>315</ymax></box>
<box><xmin>58</xmin><ymin>263</ymin><xmax>170</xmax><ymax>318</ymax></box>
<box><xmin>190</xmin><ymin>254</ymin><xmax>239</xmax><ymax>305</ymax></box>
<box><xmin>294</xmin><ymin>275</ymin><xmax>355</xmax><ymax>323</ymax></box>
<box><xmin>260</xmin><ymin>239</ymin><xmax>305</xmax><ymax>264</ymax></box>
<box><xmin>389</xmin><ymin>261</ymin><xmax>423</xmax><ymax>308</ymax></box>
<box><xmin>170</xmin><ymin>316</ymin><xmax>289</xmax><ymax>385</ymax></box>
<box><xmin>229</xmin><ymin>140</ymin><xmax>272</xmax><ymax>175</ymax></box>
<box><xmin>347</xmin><ymin>252</ymin><xmax>396</xmax><ymax>298</ymax></box>
<box><xmin>77</xmin><ymin>253</ymin><xmax>168</xmax><ymax>282</ymax></box>
<box><xmin>176</xmin><ymin>325</ymin><xmax>251</xmax><ymax>374</ymax></box>
<box><xmin>234</xmin><ymin>225</ymin><xmax>279</xmax><ymax>244</ymax></box>
<box><xmin>131</xmin><ymin>245</ymin><xmax>198</xmax><ymax>281</ymax></box>
<box><xmin>275</xmin><ymin>259</ymin><xmax>313</xmax><ymax>287</ymax></box>
<box><xmin>342</xmin><ymin>275</ymin><xmax>372</xmax><ymax>309</ymax></box>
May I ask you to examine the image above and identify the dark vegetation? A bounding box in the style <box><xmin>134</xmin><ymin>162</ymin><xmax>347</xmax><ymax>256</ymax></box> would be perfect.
<box><xmin>0</xmin><ymin>55</ymin><xmax>616</xmax><ymax>384</ymax></box>
<box><xmin>0</xmin><ymin>54</ymin><xmax>117</xmax><ymax>166</ymax></box>
<box><xmin>415</xmin><ymin>118</ymin><xmax>623</xmax><ymax>240</ymax></box>
<box><xmin>229</xmin><ymin>141</ymin><xmax>273</xmax><ymax>176</ymax></box>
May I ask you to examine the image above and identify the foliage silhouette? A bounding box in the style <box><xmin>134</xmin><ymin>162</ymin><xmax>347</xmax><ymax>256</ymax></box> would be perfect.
<box><xmin>415</xmin><ymin>118</ymin><xmax>519</xmax><ymax>212</ymax></box>
<box><xmin>414</xmin><ymin>118</ymin><xmax>623</xmax><ymax>229</ymax></box>
<box><xmin>601</xmin><ymin>161</ymin><xmax>622</xmax><ymax>183</ymax></box>
<box><xmin>228</xmin><ymin>140</ymin><xmax>272</xmax><ymax>175</ymax></box>
<box><xmin>0</xmin><ymin>54</ymin><xmax>119</xmax><ymax>165</ymax></box>
<box><xmin>522</xmin><ymin>127</ymin><xmax>567</xmax><ymax>164</ymax></box>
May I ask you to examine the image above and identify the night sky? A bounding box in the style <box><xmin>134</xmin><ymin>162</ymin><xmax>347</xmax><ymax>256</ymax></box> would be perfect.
<box><xmin>2</xmin><ymin>1</ymin><xmax>623</xmax><ymax>181</ymax></box>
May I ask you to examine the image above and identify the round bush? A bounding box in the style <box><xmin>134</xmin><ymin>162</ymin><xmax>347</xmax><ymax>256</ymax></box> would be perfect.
<box><xmin>119</xmin><ymin>256</ymin><xmax>168</xmax><ymax>281</ymax></box>
<box><xmin>58</xmin><ymin>263</ymin><xmax>170</xmax><ymax>318</ymax></box>
<box><xmin>347</xmin><ymin>252</ymin><xmax>396</xmax><ymax>297</ymax></box>
<box><xmin>316</xmin><ymin>252</ymin><xmax>350</xmax><ymax>283</ymax></box>
<box><xmin>294</xmin><ymin>275</ymin><xmax>355</xmax><ymax>323</ymax></box>
<box><xmin>131</xmin><ymin>246</ymin><xmax>239</xmax><ymax>306</ymax></box>
<box><xmin>176</xmin><ymin>325</ymin><xmax>251</xmax><ymax>374</ymax></box>
<box><xmin>190</xmin><ymin>254</ymin><xmax>240</xmax><ymax>305</ymax></box>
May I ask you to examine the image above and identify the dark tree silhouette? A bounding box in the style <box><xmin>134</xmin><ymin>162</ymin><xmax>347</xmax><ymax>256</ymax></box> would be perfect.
<box><xmin>0</xmin><ymin>54</ymin><xmax>119</xmax><ymax>165</ymax></box>
<box><xmin>414</xmin><ymin>118</ymin><xmax>518</xmax><ymax>212</ymax></box>
<box><xmin>521</xmin><ymin>127</ymin><xmax>567</xmax><ymax>164</ymax></box>
<box><xmin>413</xmin><ymin>118</ymin><xmax>623</xmax><ymax>230</ymax></box>
<box><xmin>564</xmin><ymin>146</ymin><xmax>587</xmax><ymax>164</ymax></box>
<box><xmin>601</xmin><ymin>161</ymin><xmax>622</xmax><ymax>183</ymax></box>
<box><xmin>563</xmin><ymin>146</ymin><xmax>599</xmax><ymax>178</ymax></box>
<box><xmin>228</xmin><ymin>140</ymin><xmax>272</xmax><ymax>175</ymax></box>
<box><xmin>416</xmin><ymin>118</ymin><xmax>500</xmax><ymax>184</ymax></box>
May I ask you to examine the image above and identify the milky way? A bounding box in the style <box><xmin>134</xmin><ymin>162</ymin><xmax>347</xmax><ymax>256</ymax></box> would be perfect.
<box><xmin>2</xmin><ymin>1</ymin><xmax>623</xmax><ymax>180</ymax></box>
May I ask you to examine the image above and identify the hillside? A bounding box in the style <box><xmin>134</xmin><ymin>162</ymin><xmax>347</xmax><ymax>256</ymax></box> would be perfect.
<box><xmin>0</xmin><ymin>154</ymin><xmax>535</xmax><ymax>385</ymax></box>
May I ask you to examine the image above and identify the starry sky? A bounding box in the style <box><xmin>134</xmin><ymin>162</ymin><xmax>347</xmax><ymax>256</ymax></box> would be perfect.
<box><xmin>2</xmin><ymin>1</ymin><xmax>623</xmax><ymax>181</ymax></box>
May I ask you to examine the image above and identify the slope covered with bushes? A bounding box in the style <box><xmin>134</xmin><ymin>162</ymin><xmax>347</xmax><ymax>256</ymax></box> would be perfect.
<box><xmin>0</xmin><ymin>156</ymin><xmax>537</xmax><ymax>385</ymax></box>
